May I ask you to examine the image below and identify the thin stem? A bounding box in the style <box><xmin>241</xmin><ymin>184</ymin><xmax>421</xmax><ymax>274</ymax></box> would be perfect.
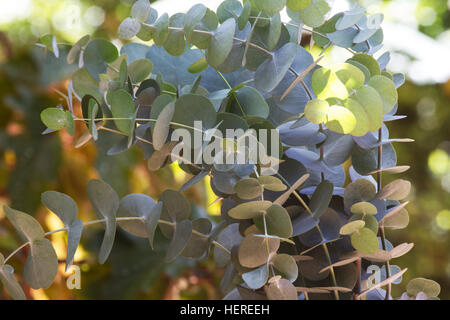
<box><xmin>215</xmin><ymin>69</ymin><xmax>246</xmax><ymax>117</ymax></box>
<box><xmin>242</xmin><ymin>11</ymin><xmax>262</xmax><ymax>67</ymax></box>
<box><xmin>4</xmin><ymin>242</ymin><xmax>29</xmax><ymax>264</ymax></box>
<box><xmin>3</xmin><ymin>217</ymin><xmax>230</xmax><ymax>265</ymax></box>
<box><xmin>76</xmin><ymin>117</ymin><xmax>205</xmax><ymax>135</ymax></box>
<box><xmin>142</xmin><ymin>23</ymin><xmax>272</xmax><ymax>59</ymax></box>
<box><xmin>97</xmin><ymin>126</ymin><xmax>204</xmax><ymax>171</ymax></box>
<box><xmin>354</xmin><ymin>258</ymin><xmax>362</xmax><ymax>299</ymax></box>
<box><xmin>275</xmin><ymin>173</ymin><xmax>340</xmax><ymax>300</ymax></box>
<box><xmin>376</xmin><ymin>128</ymin><xmax>391</xmax><ymax>300</ymax></box>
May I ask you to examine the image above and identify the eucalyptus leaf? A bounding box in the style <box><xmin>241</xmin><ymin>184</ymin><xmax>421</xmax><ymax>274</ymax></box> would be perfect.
<box><xmin>41</xmin><ymin>191</ymin><xmax>83</xmax><ymax>271</ymax></box>
<box><xmin>131</xmin><ymin>0</ymin><xmax>151</xmax><ymax>23</ymax></box>
<box><xmin>24</xmin><ymin>239</ymin><xmax>58</xmax><ymax>289</ymax></box>
<box><xmin>87</xmin><ymin>179</ymin><xmax>119</xmax><ymax>264</ymax></box>
<box><xmin>234</xmin><ymin>178</ymin><xmax>264</xmax><ymax>200</ymax></box>
<box><xmin>350</xmin><ymin>227</ymin><xmax>379</xmax><ymax>254</ymax></box>
<box><xmin>0</xmin><ymin>264</ymin><xmax>26</xmax><ymax>300</ymax></box>
<box><xmin>242</xmin><ymin>264</ymin><xmax>268</xmax><ymax>289</ymax></box>
<box><xmin>310</xmin><ymin>180</ymin><xmax>333</xmax><ymax>219</ymax></box>
<box><xmin>228</xmin><ymin>200</ymin><xmax>272</xmax><ymax>219</ymax></box>
<box><xmin>153</xmin><ymin>101</ymin><xmax>175</xmax><ymax>150</ymax></box>
<box><xmin>381</xmin><ymin>179</ymin><xmax>410</xmax><ymax>202</ymax></box>
<box><xmin>406</xmin><ymin>278</ymin><xmax>441</xmax><ymax>298</ymax></box>
<box><xmin>296</xmin><ymin>0</ymin><xmax>330</xmax><ymax>28</ymax></box>
<box><xmin>84</xmin><ymin>39</ymin><xmax>119</xmax><ymax>80</ymax></box>
<box><xmin>254</xmin><ymin>204</ymin><xmax>293</xmax><ymax>238</ymax></box>
<box><xmin>128</xmin><ymin>58</ymin><xmax>153</xmax><ymax>83</ymax></box>
<box><xmin>254</xmin><ymin>42</ymin><xmax>298</xmax><ymax>92</ymax></box>
<box><xmin>258</xmin><ymin>176</ymin><xmax>287</xmax><ymax>192</ymax></box>
<box><xmin>271</xmin><ymin>254</ymin><xmax>298</xmax><ymax>282</ymax></box>
<box><xmin>3</xmin><ymin>206</ymin><xmax>45</xmax><ymax>242</ymax></box>
<box><xmin>165</xmin><ymin>220</ymin><xmax>192</xmax><ymax>262</ymax></box>
<box><xmin>266</xmin><ymin>278</ymin><xmax>298</xmax><ymax>300</ymax></box>
<box><xmin>207</xmin><ymin>18</ymin><xmax>236</xmax><ymax>67</ymax></box>
<box><xmin>238</xmin><ymin>233</ymin><xmax>280</xmax><ymax>268</ymax></box>
<box><xmin>107</xmin><ymin>89</ymin><xmax>135</xmax><ymax>134</ymax></box>
<box><xmin>118</xmin><ymin>17</ymin><xmax>141</xmax><ymax>39</ymax></box>
<box><xmin>41</xmin><ymin>108</ymin><xmax>67</xmax><ymax>131</ymax></box>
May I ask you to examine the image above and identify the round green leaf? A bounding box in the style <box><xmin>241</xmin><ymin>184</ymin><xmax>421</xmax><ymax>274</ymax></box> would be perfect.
<box><xmin>153</xmin><ymin>13</ymin><xmax>170</xmax><ymax>46</ymax></box>
<box><xmin>266</xmin><ymin>278</ymin><xmax>298</xmax><ymax>300</ymax></box>
<box><xmin>191</xmin><ymin>9</ymin><xmax>219</xmax><ymax>49</ymax></box>
<box><xmin>383</xmin><ymin>207</ymin><xmax>409</xmax><ymax>230</ymax></box>
<box><xmin>67</xmin><ymin>35</ymin><xmax>90</xmax><ymax>64</ymax></box>
<box><xmin>348</xmin><ymin>53</ymin><xmax>381</xmax><ymax>77</ymax></box>
<box><xmin>332</xmin><ymin>63</ymin><xmax>365</xmax><ymax>91</ymax></box>
<box><xmin>72</xmin><ymin>68</ymin><xmax>102</xmax><ymax>103</ymax></box>
<box><xmin>287</xmin><ymin>0</ymin><xmax>311</xmax><ymax>11</ymax></box>
<box><xmin>128</xmin><ymin>58</ymin><xmax>153</xmax><ymax>83</ymax></box>
<box><xmin>182</xmin><ymin>218</ymin><xmax>212</xmax><ymax>259</ymax></box>
<box><xmin>117</xmin><ymin>193</ymin><xmax>156</xmax><ymax>238</ymax></box>
<box><xmin>83</xmin><ymin>39</ymin><xmax>119</xmax><ymax>80</ymax></box>
<box><xmin>64</xmin><ymin>111</ymin><xmax>75</xmax><ymax>136</ymax></box>
<box><xmin>340</xmin><ymin>220</ymin><xmax>365</xmax><ymax>235</ymax></box>
<box><xmin>242</xmin><ymin>264</ymin><xmax>268</xmax><ymax>289</ymax></box>
<box><xmin>24</xmin><ymin>238</ymin><xmax>58</xmax><ymax>289</ymax></box>
<box><xmin>238</xmin><ymin>233</ymin><xmax>280</xmax><ymax>268</ymax></box>
<box><xmin>350</xmin><ymin>202</ymin><xmax>378</xmax><ymax>215</ymax></box>
<box><xmin>118</xmin><ymin>17</ymin><xmax>141</xmax><ymax>39</ymax></box>
<box><xmin>406</xmin><ymin>278</ymin><xmax>441</xmax><ymax>298</ymax></box>
<box><xmin>312</xmin><ymin>68</ymin><xmax>349</xmax><ymax>100</ymax></box>
<box><xmin>164</xmin><ymin>13</ymin><xmax>186</xmax><ymax>56</ymax></box>
<box><xmin>230</xmin><ymin>86</ymin><xmax>270</xmax><ymax>118</ymax></box>
<box><xmin>184</xmin><ymin>4</ymin><xmax>207</xmax><ymax>42</ymax></box>
<box><xmin>214</xmin><ymin>223</ymin><xmax>242</xmax><ymax>267</ymax></box>
<box><xmin>131</xmin><ymin>0</ymin><xmax>151</xmax><ymax>23</ymax></box>
<box><xmin>41</xmin><ymin>108</ymin><xmax>67</xmax><ymax>131</ymax></box>
<box><xmin>3</xmin><ymin>206</ymin><xmax>45</xmax><ymax>242</ymax></box>
<box><xmin>304</xmin><ymin>99</ymin><xmax>329</xmax><ymax>124</ymax></box>
<box><xmin>254</xmin><ymin>204</ymin><xmax>293</xmax><ymax>238</ymax></box>
<box><xmin>173</xmin><ymin>94</ymin><xmax>217</xmax><ymax>131</ymax></box>
<box><xmin>325</xmin><ymin>105</ymin><xmax>356</xmax><ymax>134</ymax></box>
<box><xmin>253</xmin><ymin>0</ymin><xmax>286</xmax><ymax>16</ymax></box>
<box><xmin>234</xmin><ymin>178</ymin><xmax>264</xmax><ymax>200</ymax></box>
<box><xmin>152</xmin><ymin>101</ymin><xmax>175</xmax><ymax>150</ymax></box>
<box><xmin>296</xmin><ymin>0</ymin><xmax>330</xmax><ymax>27</ymax></box>
<box><xmin>351</xmin><ymin>213</ymin><xmax>378</xmax><ymax>234</ymax></box>
<box><xmin>310</xmin><ymin>180</ymin><xmax>334</xmax><ymax>219</ymax></box>
<box><xmin>0</xmin><ymin>265</ymin><xmax>26</xmax><ymax>300</ymax></box>
<box><xmin>107</xmin><ymin>89</ymin><xmax>136</xmax><ymax>134</ymax></box>
<box><xmin>228</xmin><ymin>200</ymin><xmax>272</xmax><ymax>219</ymax></box>
<box><xmin>207</xmin><ymin>18</ymin><xmax>236</xmax><ymax>68</ymax></box>
<box><xmin>41</xmin><ymin>191</ymin><xmax>78</xmax><ymax>225</ymax></box>
<box><xmin>344</xmin><ymin>179</ymin><xmax>376</xmax><ymax>210</ymax></box>
<box><xmin>188</xmin><ymin>57</ymin><xmax>209</xmax><ymax>73</ymax></box>
<box><xmin>165</xmin><ymin>220</ymin><xmax>192</xmax><ymax>262</ymax></box>
<box><xmin>271</xmin><ymin>254</ymin><xmax>298</xmax><ymax>282</ymax></box>
<box><xmin>368</xmin><ymin>75</ymin><xmax>398</xmax><ymax>114</ymax></box>
<box><xmin>257</xmin><ymin>176</ymin><xmax>287</xmax><ymax>192</ymax></box>
<box><xmin>344</xmin><ymin>98</ymin><xmax>370</xmax><ymax>137</ymax></box>
<box><xmin>41</xmin><ymin>191</ymin><xmax>82</xmax><ymax>271</ymax></box>
<box><xmin>145</xmin><ymin>202</ymin><xmax>163</xmax><ymax>249</ymax></box>
<box><xmin>86</xmin><ymin>179</ymin><xmax>119</xmax><ymax>264</ymax></box>
<box><xmin>351</xmin><ymin>227</ymin><xmax>379</xmax><ymax>254</ymax></box>
<box><xmin>254</xmin><ymin>42</ymin><xmax>298</xmax><ymax>93</ymax></box>
<box><xmin>352</xmin><ymin>85</ymin><xmax>384</xmax><ymax>133</ymax></box>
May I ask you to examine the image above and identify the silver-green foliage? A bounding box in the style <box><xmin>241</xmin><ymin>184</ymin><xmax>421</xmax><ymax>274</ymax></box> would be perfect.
<box><xmin>1</xmin><ymin>0</ymin><xmax>439</xmax><ymax>301</ymax></box>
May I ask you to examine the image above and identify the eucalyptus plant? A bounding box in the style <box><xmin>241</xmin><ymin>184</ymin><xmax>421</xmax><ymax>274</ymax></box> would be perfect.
<box><xmin>0</xmin><ymin>0</ymin><xmax>441</xmax><ymax>300</ymax></box>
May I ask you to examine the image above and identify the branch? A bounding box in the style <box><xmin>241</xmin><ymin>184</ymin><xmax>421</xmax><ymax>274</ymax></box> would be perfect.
<box><xmin>4</xmin><ymin>216</ymin><xmax>230</xmax><ymax>265</ymax></box>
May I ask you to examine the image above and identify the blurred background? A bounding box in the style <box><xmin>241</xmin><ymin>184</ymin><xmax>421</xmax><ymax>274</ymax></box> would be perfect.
<box><xmin>0</xmin><ymin>0</ymin><xmax>449</xmax><ymax>299</ymax></box>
